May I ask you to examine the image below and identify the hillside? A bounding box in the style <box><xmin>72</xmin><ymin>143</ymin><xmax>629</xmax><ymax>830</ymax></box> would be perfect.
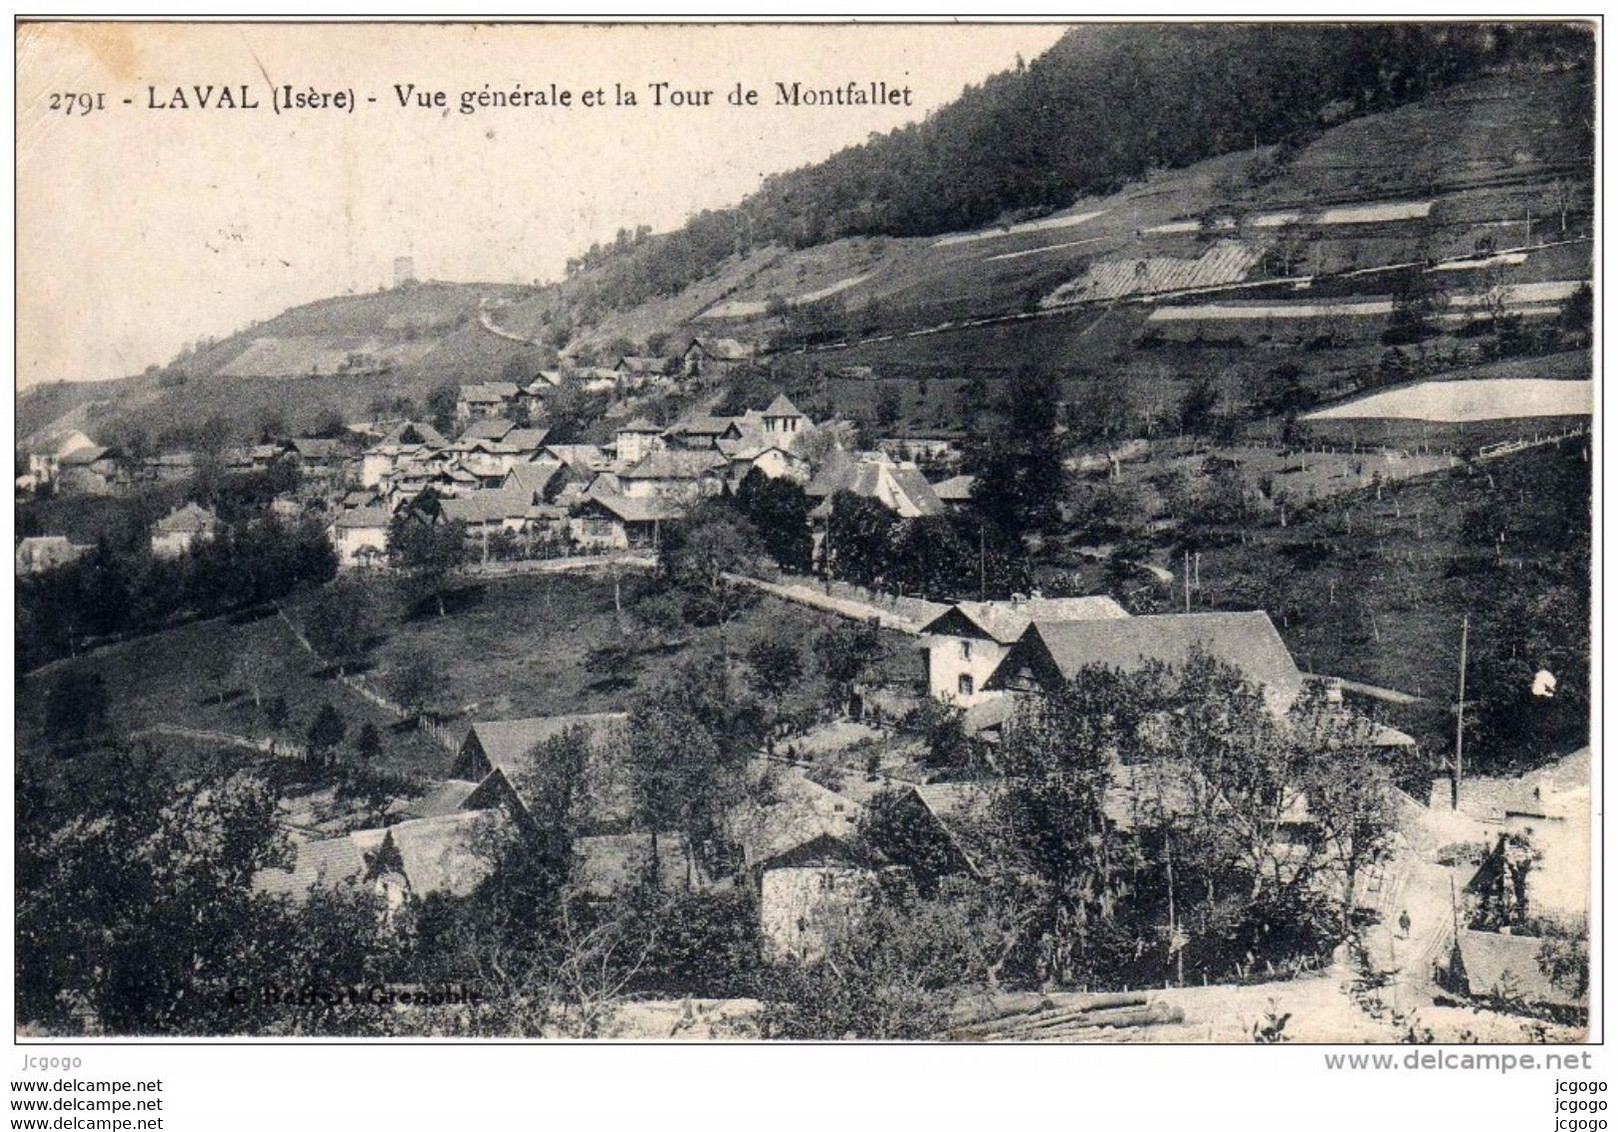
<box><xmin>22</xmin><ymin>36</ymin><xmax>1593</xmax><ymax>452</ymax></box>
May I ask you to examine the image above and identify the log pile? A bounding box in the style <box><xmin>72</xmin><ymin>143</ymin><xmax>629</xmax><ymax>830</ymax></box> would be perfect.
<box><xmin>943</xmin><ymin>992</ymin><xmax>1185</xmax><ymax>1042</ymax></box>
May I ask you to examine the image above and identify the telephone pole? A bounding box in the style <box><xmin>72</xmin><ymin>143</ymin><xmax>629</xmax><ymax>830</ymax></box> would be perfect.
<box><xmin>1452</xmin><ymin>613</ymin><xmax>1469</xmax><ymax>810</ymax></box>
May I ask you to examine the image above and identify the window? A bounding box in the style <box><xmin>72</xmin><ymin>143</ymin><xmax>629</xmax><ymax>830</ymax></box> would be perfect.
<box><xmin>960</xmin><ymin>640</ymin><xmax>972</xmax><ymax>661</ymax></box>
<box><xmin>958</xmin><ymin>673</ymin><xmax>975</xmax><ymax>697</ymax></box>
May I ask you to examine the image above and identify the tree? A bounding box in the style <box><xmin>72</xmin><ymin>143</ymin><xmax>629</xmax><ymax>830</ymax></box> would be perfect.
<box><xmin>965</xmin><ymin>367</ymin><xmax>1066</xmax><ymax>541</ymax></box>
<box><xmin>388</xmin><ymin>654</ymin><xmax>442</xmax><ymax>721</ymax></box>
<box><xmin>425</xmin><ymin>385</ymin><xmax>459</xmax><ymax>435</ymax></box>
<box><xmin>388</xmin><ymin>515</ymin><xmax>469</xmax><ymax>618</ymax></box>
<box><xmin>735</xmin><ymin>468</ymin><xmax>813</xmax><ymax>573</ymax></box>
<box><xmin>812</xmin><ymin>619</ymin><xmax>887</xmax><ymax>718</ymax></box>
<box><xmin>42</xmin><ymin>669</ymin><xmax>110</xmax><ymax>749</ymax></box>
<box><xmin>306</xmin><ymin>703</ymin><xmax>347</xmax><ymax>765</ymax></box>
<box><xmin>1383</xmin><ymin>268</ymin><xmax>1448</xmax><ymax>345</ymax></box>
<box><xmin>622</xmin><ymin>699</ymin><xmax>739</xmax><ymax>889</ymax></box>
<box><xmin>656</xmin><ymin>502</ymin><xmax>764</xmax><ymax>626</ymax></box>
<box><xmin>745</xmin><ymin>637</ymin><xmax>804</xmax><ymax>716</ymax></box>
<box><xmin>353</xmin><ymin>721</ymin><xmax>383</xmax><ymax>760</ymax></box>
<box><xmin>304</xmin><ymin>579</ymin><xmax>378</xmax><ymax>676</ymax></box>
<box><xmin>823</xmin><ymin>490</ymin><xmax>897</xmax><ymax>589</ymax></box>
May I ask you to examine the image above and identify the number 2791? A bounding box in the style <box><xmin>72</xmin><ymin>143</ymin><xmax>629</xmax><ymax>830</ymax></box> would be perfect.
<box><xmin>48</xmin><ymin>92</ymin><xmax>106</xmax><ymax>116</ymax></box>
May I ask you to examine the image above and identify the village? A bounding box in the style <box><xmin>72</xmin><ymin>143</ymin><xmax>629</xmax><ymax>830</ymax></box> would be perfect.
<box><xmin>15</xmin><ymin>328</ymin><xmax>1592</xmax><ymax>1040</ymax></box>
<box><xmin>13</xmin><ymin>22</ymin><xmax>1594</xmax><ymax>1044</ymax></box>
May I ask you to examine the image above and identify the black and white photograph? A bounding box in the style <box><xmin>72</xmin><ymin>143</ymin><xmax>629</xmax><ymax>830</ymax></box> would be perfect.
<box><xmin>13</xmin><ymin>17</ymin><xmax>1596</xmax><ymax>1061</ymax></box>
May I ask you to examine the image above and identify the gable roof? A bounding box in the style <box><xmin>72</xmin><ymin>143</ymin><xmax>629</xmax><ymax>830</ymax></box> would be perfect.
<box><xmin>615</xmin><ymin>356</ymin><xmax>677</xmax><ymax>375</ymax></box>
<box><xmin>459</xmin><ymin>417</ymin><xmax>516</xmax><ymax>442</ymax></box>
<box><xmin>1456</xmin><ymin>929</ymin><xmax>1582</xmax><ymax>1008</ymax></box>
<box><xmin>460</xmin><ymin>713</ymin><xmax>628</xmax><ymax>781</ymax></box>
<box><xmin>729</xmin><ymin>763</ymin><xmax>864</xmax><ymax>869</ymax></box>
<box><xmin>502</xmin><ymin>427</ymin><xmax>551</xmax><ymax>451</ymax></box>
<box><xmin>332</xmin><ymin>505</ymin><xmax>392</xmax><ymax>530</ymax></box>
<box><xmin>578</xmin><ymin>494</ymin><xmax>687</xmax><ymax>524</ymax></box>
<box><xmin>59</xmin><ymin>445</ymin><xmax>113</xmax><ymax>467</ymax></box>
<box><xmin>154</xmin><ymin>501</ymin><xmax>219</xmax><ymax>534</ymax></box>
<box><xmin>460</xmin><ymin>382</ymin><xmax>519</xmax><ymax>403</ymax></box>
<box><xmin>437</xmin><ymin>489</ymin><xmax>534</xmax><ymax>525</ymax></box>
<box><xmin>998</xmin><ymin>611</ymin><xmax>1304</xmax><ymax>712</ymax></box>
<box><xmin>252</xmin><ymin>835</ymin><xmax>367</xmax><ymax>900</ymax></box>
<box><xmin>805</xmin><ymin>453</ymin><xmax>945</xmax><ymax>516</ymax></box>
<box><xmin>687</xmin><ymin>337</ymin><xmax>754</xmax><ymax>361</ymax></box>
<box><xmin>617</xmin><ymin>417</ymin><xmax>662</xmax><ymax>434</ymax></box>
<box><xmin>931</xmin><ymin>474</ymin><xmax>977</xmax><ymax>502</ymax></box>
<box><xmin>382</xmin><ymin>420</ymin><xmax>448</xmax><ymax>447</ymax></box>
<box><xmin>347</xmin><ymin>811</ymin><xmax>503</xmax><ymax>899</ymax></box>
<box><xmin>620</xmin><ymin>448</ymin><xmax>728</xmax><ymax>481</ymax></box>
<box><xmin>921</xmin><ymin>596</ymin><xmax>1130</xmax><ymax>645</ymax></box>
<box><xmin>503</xmin><ymin>461</ymin><xmax>565</xmax><ymax>500</ymax></box>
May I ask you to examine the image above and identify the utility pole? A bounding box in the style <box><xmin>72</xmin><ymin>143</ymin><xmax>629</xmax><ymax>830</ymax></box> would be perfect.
<box><xmin>1183</xmin><ymin>550</ymin><xmax>1191</xmax><ymax>613</ymax></box>
<box><xmin>979</xmin><ymin>522</ymin><xmax>987</xmax><ymax>601</ymax></box>
<box><xmin>1452</xmin><ymin>613</ymin><xmax>1469</xmax><ymax>810</ymax></box>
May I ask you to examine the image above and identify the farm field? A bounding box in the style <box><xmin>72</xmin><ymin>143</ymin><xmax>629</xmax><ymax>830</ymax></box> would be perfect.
<box><xmin>1302</xmin><ymin>377</ymin><xmax>1592</xmax><ymax>423</ymax></box>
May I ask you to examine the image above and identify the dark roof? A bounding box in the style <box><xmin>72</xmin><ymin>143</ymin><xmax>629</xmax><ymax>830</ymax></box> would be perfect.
<box><xmin>460</xmin><ymin>713</ymin><xmax>628</xmax><ymax>780</ymax></box>
<box><xmin>578</xmin><ymin>494</ymin><xmax>687</xmax><ymax>523</ymax></box>
<box><xmin>920</xmin><ymin>597</ymin><xmax>1130</xmax><ymax>645</ymax></box>
<box><xmin>615</xmin><ymin>356</ymin><xmax>677</xmax><ymax>375</ymax></box>
<box><xmin>460</xmin><ymin>382</ymin><xmax>519</xmax><ymax>402</ymax></box>
<box><xmin>621</xmin><ymin>449</ymin><xmax>727</xmax><ymax>480</ymax></box>
<box><xmin>332</xmin><ymin>506</ymin><xmax>392</xmax><ymax>530</ymax></box>
<box><xmin>459</xmin><ymin>418</ymin><xmax>516</xmax><ymax>442</ymax></box>
<box><xmin>999</xmin><ymin>611</ymin><xmax>1304</xmax><ymax>712</ymax></box>
<box><xmin>762</xmin><ymin>393</ymin><xmax>803</xmax><ymax>418</ymax></box>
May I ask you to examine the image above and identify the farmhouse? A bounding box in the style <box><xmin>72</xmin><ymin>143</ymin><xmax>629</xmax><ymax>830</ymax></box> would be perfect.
<box><xmin>150</xmin><ymin>501</ymin><xmax>221</xmax><ymax>559</ymax></box>
<box><xmin>25</xmin><ymin>427</ymin><xmax>98</xmax><ymax>486</ymax></box>
<box><xmin>618</xmin><ymin>448</ymin><xmax>728</xmax><ymax>500</ymax></box>
<box><xmin>682</xmin><ymin>336</ymin><xmax>756</xmax><ymax>379</ymax></box>
<box><xmin>987</xmin><ymin>610</ymin><xmax>1307</xmax><ymax>715</ymax></box>
<box><xmin>569</xmin><ymin>492</ymin><xmax>685</xmax><ymax>550</ymax></box>
<box><xmin>329</xmin><ymin>506</ymin><xmax>392</xmax><ymax>570</ymax></box>
<box><xmin>614</xmin><ymin>418</ymin><xmax>665</xmax><ymax>465</ymax></box>
<box><xmin>56</xmin><ymin>446</ymin><xmax>123</xmax><ymax>495</ymax></box>
<box><xmin>806</xmin><ymin>452</ymin><xmax>945</xmax><ymax>518</ymax></box>
<box><xmin>451</xmin><ymin>713</ymin><xmax>630</xmax><ymax>828</ymax></box>
<box><xmin>15</xmin><ymin>536</ymin><xmax>91</xmax><ymax>576</ymax></box>
<box><xmin>252</xmin><ymin>809</ymin><xmax>511</xmax><ymax>911</ymax></box>
<box><xmin>919</xmin><ymin>595</ymin><xmax>1130</xmax><ymax>706</ymax></box>
<box><xmin>455</xmin><ymin>382</ymin><xmax>520</xmax><ymax>425</ymax></box>
<box><xmin>1453</xmin><ymin>929</ymin><xmax>1584</xmax><ymax>1012</ymax></box>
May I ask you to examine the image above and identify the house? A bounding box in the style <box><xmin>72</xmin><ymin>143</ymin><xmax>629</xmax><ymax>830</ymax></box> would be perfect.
<box><xmin>876</xmin><ymin>430</ymin><xmax>967</xmax><ymax>466</ymax></box>
<box><xmin>451</xmin><ymin>713</ymin><xmax>631</xmax><ymax>828</ymax></box>
<box><xmin>718</xmin><ymin>440</ymin><xmax>811</xmax><ymax>487</ymax></box>
<box><xmin>618</xmin><ymin>448</ymin><xmax>728</xmax><ymax>500</ymax></box>
<box><xmin>758</xmin><ymin>833</ymin><xmax>882</xmax><ymax>963</ymax></box>
<box><xmin>806</xmin><ymin>452</ymin><xmax>945</xmax><ymax>519</ymax></box>
<box><xmin>252</xmin><ymin>809</ymin><xmax>510</xmax><ymax>910</ymax></box>
<box><xmin>931</xmin><ymin>474</ymin><xmax>977</xmax><ymax>510</ymax></box>
<box><xmin>25</xmin><ymin>428</ymin><xmax>97</xmax><ymax>485</ymax></box>
<box><xmin>918</xmin><ymin>596</ymin><xmax>1131</xmax><ymax>707</ymax></box>
<box><xmin>458</xmin><ymin>417</ymin><xmax>516</xmax><ymax>443</ymax></box>
<box><xmin>517</xmin><ymin>371</ymin><xmax>563</xmax><ymax>415</ymax></box>
<box><xmin>614</xmin><ymin>418</ymin><xmax>664</xmax><ymax>465</ymax></box>
<box><xmin>150</xmin><ymin>502</ymin><xmax>221</xmax><ymax>558</ymax></box>
<box><xmin>1453</xmin><ymin>929</ymin><xmax>1584</xmax><ymax>1012</ymax></box>
<box><xmin>571</xmin><ymin>366</ymin><xmax>622</xmax><ymax>394</ymax></box>
<box><xmin>501</xmin><ymin>460</ymin><xmax>567</xmax><ymax>504</ymax></box>
<box><xmin>569</xmin><ymin>492</ymin><xmax>686</xmax><ymax>550</ymax></box>
<box><xmin>455</xmin><ymin>382</ymin><xmax>520</xmax><ymax>425</ymax></box>
<box><xmin>15</xmin><ymin>536</ymin><xmax>90</xmax><ymax>576</ymax></box>
<box><xmin>614</xmin><ymin>356</ymin><xmax>679</xmax><ymax>389</ymax></box>
<box><xmin>987</xmin><ymin>610</ymin><xmax>1308</xmax><ymax>716</ymax></box>
<box><xmin>682</xmin><ymin>336</ymin><xmax>756</xmax><ymax>379</ymax></box>
<box><xmin>329</xmin><ymin>506</ymin><xmax>392</xmax><ymax>570</ymax></box>
<box><xmin>663</xmin><ymin>415</ymin><xmax>739</xmax><ymax>450</ymax></box>
<box><xmin>542</xmin><ymin>443</ymin><xmax>612</xmax><ymax>476</ymax></box>
<box><xmin>56</xmin><ymin>445</ymin><xmax>122</xmax><ymax>495</ymax></box>
<box><xmin>143</xmin><ymin>451</ymin><xmax>200</xmax><ymax>484</ymax></box>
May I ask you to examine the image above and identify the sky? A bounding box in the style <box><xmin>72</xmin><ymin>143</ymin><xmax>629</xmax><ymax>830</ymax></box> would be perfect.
<box><xmin>16</xmin><ymin>21</ymin><xmax>1069</xmax><ymax>388</ymax></box>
